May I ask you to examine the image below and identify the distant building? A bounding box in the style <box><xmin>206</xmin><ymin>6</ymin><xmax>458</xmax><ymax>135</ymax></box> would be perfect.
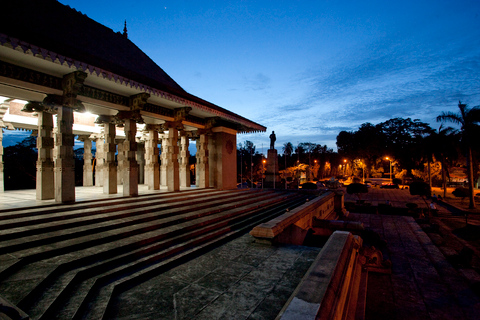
<box><xmin>0</xmin><ymin>0</ymin><xmax>265</xmax><ymax>201</ymax></box>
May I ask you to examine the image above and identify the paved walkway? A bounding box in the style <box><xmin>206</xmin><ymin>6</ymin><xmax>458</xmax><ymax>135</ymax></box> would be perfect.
<box><xmin>344</xmin><ymin>187</ymin><xmax>480</xmax><ymax>320</ymax></box>
<box><xmin>353</xmin><ymin>213</ymin><xmax>480</xmax><ymax>320</ymax></box>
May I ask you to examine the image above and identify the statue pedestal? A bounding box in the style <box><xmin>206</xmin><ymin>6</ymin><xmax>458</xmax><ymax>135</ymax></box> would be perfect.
<box><xmin>265</xmin><ymin>149</ymin><xmax>280</xmax><ymax>188</ymax></box>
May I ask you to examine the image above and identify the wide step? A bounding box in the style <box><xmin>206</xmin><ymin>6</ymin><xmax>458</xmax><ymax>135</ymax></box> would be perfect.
<box><xmin>0</xmin><ymin>189</ymin><xmax>314</xmax><ymax>319</ymax></box>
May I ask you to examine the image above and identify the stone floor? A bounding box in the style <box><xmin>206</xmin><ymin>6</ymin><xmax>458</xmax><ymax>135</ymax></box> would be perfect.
<box><xmin>0</xmin><ymin>185</ymin><xmax>194</xmax><ymax>210</ymax></box>
<box><xmin>104</xmin><ymin>234</ymin><xmax>320</xmax><ymax>320</ymax></box>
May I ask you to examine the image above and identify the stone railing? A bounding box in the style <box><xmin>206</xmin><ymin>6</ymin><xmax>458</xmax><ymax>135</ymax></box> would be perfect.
<box><xmin>276</xmin><ymin>231</ymin><xmax>366</xmax><ymax>320</ymax></box>
<box><xmin>250</xmin><ymin>191</ymin><xmax>346</xmax><ymax>245</ymax></box>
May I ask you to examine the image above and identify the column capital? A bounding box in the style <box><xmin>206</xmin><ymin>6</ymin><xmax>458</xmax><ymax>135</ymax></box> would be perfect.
<box><xmin>174</xmin><ymin>107</ymin><xmax>192</xmax><ymax>122</ymax></box>
<box><xmin>115</xmin><ymin>110</ymin><xmax>144</xmax><ymax>125</ymax></box>
<box><xmin>129</xmin><ymin>93</ymin><xmax>150</xmax><ymax>111</ymax></box>
<box><xmin>22</xmin><ymin>98</ymin><xmax>59</xmax><ymax>114</ymax></box>
<box><xmin>62</xmin><ymin>71</ymin><xmax>87</xmax><ymax>111</ymax></box>
<box><xmin>77</xmin><ymin>135</ymin><xmax>92</xmax><ymax>142</ymax></box>
<box><xmin>144</xmin><ymin>123</ymin><xmax>163</xmax><ymax>131</ymax></box>
<box><xmin>162</xmin><ymin>120</ymin><xmax>183</xmax><ymax>131</ymax></box>
<box><xmin>95</xmin><ymin>114</ymin><xmax>117</xmax><ymax>125</ymax></box>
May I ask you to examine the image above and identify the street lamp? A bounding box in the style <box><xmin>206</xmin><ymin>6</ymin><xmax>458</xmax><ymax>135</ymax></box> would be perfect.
<box><xmin>385</xmin><ymin>157</ymin><xmax>392</xmax><ymax>183</ymax></box>
<box><xmin>262</xmin><ymin>159</ymin><xmax>266</xmax><ymax>189</ymax></box>
<box><xmin>343</xmin><ymin>159</ymin><xmax>347</xmax><ymax>176</ymax></box>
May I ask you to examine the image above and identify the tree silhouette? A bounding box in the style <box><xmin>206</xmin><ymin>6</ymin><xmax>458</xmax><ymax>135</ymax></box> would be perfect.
<box><xmin>282</xmin><ymin>142</ymin><xmax>293</xmax><ymax>168</ymax></box>
<box><xmin>437</xmin><ymin>101</ymin><xmax>480</xmax><ymax>209</ymax></box>
<box><xmin>424</xmin><ymin>125</ymin><xmax>459</xmax><ymax>198</ymax></box>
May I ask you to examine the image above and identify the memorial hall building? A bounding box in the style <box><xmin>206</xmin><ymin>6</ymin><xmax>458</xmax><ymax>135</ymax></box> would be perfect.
<box><xmin>0</xmin><ymin>0</ymin><xmax>266</xmax><ymax>203</ymax></box>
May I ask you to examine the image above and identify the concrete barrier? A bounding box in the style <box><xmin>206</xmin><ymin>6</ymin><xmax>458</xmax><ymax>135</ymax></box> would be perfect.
<box><xmin>276</xmin><ymin>231</ymin><xmax>366</xmax><ymax>320</ymax></box>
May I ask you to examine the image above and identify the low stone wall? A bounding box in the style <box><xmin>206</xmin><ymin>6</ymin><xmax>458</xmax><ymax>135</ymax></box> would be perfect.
<box><xmin>250</xmin><ymin>191</ymin><xmax>344</xmax><ymax>245</ymax></box>
<box><xmin>276</xmin><ymin>231</ymin><xmax>366</xmax><ymax>320</ymax></box>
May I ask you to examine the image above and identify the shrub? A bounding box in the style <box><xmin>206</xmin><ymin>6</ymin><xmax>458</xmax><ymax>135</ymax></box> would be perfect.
<box><xmin>301</xmin><ymin>182</ymin><xmax>317</xmax><ymax>190</ymax></box>
<box><xmin>453</xmin><ymin>187</ymin><xmax>469</xmax><ymax>201</ymax></box>
<box><xmin>346</xmin><ymin>182</ymin><xmax>369</xmax><ymax>201</ymax></box>
<box><xmin>409</xmin><ymin>181</ymin><xmax>431</xmax><ymax>197</ymax></box>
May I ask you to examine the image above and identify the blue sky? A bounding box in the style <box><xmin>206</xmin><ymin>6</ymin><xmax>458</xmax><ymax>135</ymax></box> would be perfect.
<box><xmin>5</xmin><ymin>1</ymin><xmax>480</xmax><ymax>153</ymax></box>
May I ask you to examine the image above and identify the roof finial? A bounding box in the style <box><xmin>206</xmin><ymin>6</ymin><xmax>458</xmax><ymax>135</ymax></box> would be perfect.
<box><xmin>123</xmin><ymin>20</ymin><xmax>128</xmax><ymax>39</ymax></box>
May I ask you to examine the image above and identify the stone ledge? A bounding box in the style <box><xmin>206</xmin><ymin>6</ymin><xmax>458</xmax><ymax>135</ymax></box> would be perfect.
<box><xmin>250</xmin><ymin>192</ymin><xmax>336</xmax><ymax>240</ymax></box>
<box><xmin>276</xmin><ymin>231</ymin><xmax>365</xmax><ymax>320</ymax></box>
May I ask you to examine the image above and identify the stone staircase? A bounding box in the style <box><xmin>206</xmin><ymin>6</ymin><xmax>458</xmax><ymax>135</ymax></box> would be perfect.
<box><xmin>0</xmin><ymin>188</ymin><xmax>312</xmax><ymax>320</ymax></box>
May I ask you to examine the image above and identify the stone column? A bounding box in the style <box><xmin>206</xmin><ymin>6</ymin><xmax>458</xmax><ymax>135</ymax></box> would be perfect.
<box><xmin>116</xmin><ymin>139</ymin><xmax>125</xmax><ymax>185</ymax></box>
<box><xmin>179</xmin><ymin>133</ymin><xmax>190</xmax><ymax>188</ymax></box>
<box><xmin>136</xmin><ymin>140</ymin><xmax>145</xmax><ymax>185</ymax></box>
<box><xmin>160</xmin><ymin>134</ymin><xmax>167</xmax><ymax>187</ymax></box>
<box><xmin>166</xmin><ymin>127</ymin><xmax>179</xmax><ymax>192</ymax></box>
<box><xmin>94</xmin><ymin>133</ymin><xmax>105</xmax><ymax>187</ymax></box>
<box><xmin>78</xmin><ymin>135</ymin><xmax>93</xmax><ymax>186</ymax></box>
<box><xmin>54</xmin><ymin>71</ymin><xmax>87</xmax><ymax>202</ymax></box>
<box><xmin>145</xmin><ymin>127</ymin><xmax>160</xmax><ymax>190</ymax></box>
<box><xmin>123</xmin><ymin>118</ymin><xmax>138</xmax><ymax>196</ymax></box>
<box><xmin>103</xmin><ymin>122</ymin><xmax>117</xmax><ymax>194</ymax></box>
<box><xmin>196</xmin><ymin>133</ymin><xmax>209</xmax><ymax>188</ymax></box>
<box><xmin>37</xmin><ymin>111</ymin><xmax>55</xmax><ymax>199</ymax></box>
<box><xmin>55</xmin><ymin>105</ymin><xmax>75</xmax><ymax>202</ymax></box>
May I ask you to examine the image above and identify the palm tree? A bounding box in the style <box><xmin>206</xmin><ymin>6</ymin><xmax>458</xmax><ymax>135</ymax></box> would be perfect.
<box><xmin>425</xmin><ymin>125</ymin><xmax>459</xmax><ymax>199</ymax></box>
<box><xmin>437</xmin><ymin>101</ymin><xmax>480</xmax><ymax>209</ymax></box>
<box><xmin>282</xmin><ymin>142</ymin><xmax>293</xmax><ymax>166</ymax></box>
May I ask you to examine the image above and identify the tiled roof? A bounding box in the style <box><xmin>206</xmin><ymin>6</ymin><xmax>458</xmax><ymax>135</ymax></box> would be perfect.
<box><xmin>1</xmin><ymin>0</ymin><xmax>186</xmax><ymax>95</ymax></box>
<box><xmin>0</xmin><ymin>0</ymin><xmax>266</xmax><ymax>132</ymax></box>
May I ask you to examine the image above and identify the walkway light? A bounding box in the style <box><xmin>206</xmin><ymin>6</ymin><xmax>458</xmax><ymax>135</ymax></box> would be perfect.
<box><xmin>385</xmin><ymin>157</ymin><xmax>392</xmax><ymax>183</ymax></box>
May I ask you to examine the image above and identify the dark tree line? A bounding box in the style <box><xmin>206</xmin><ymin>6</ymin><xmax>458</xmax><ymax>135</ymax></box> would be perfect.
<box><xmin>336</xmin><ymin>101</ymin><xmax>480</xmax><ymax>208</ymax></box>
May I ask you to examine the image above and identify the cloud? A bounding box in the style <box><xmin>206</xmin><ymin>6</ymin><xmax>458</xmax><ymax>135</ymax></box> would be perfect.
<box><xmin>243</xmin><ymin>73</ymin><xmax>271</xmax><ymax>91</ymax></box>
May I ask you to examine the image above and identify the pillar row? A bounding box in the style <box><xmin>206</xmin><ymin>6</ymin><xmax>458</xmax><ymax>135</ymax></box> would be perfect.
<box><xmin>145</xmin><ymin>128</ymin><xmax>160</xmax><ymax>190</ymax></box>
<box><xmin>179</xmin><ymin>134</ymin><xmax>190</xmax><ymax>188</ymax></box>
<box><xmin>196</xmin><ymin>133</ymin><xmax>209</xmax><ymax>188</ymax></box>
<box><xmin>78</xmin><ymin>135</ymin><xmax>93</xmax><ymax>187</ymax></box>
<box><xmin>54</xmin><ymin>106</ymin><xmax>75</xmax><ymax>202</ymax></box>
<box><xmin>123</xmin><ymin>119</ymin><xmax>138</xmax><ymax>196</ymax></box>
<box><xmin>94</xmin><ymin>132</ymin><xmax>105</xmax><ymax>187</ymax></box>
<box><xmin>103</xmin><ymin>122</ymin><xmax>117</xmax><ymax>194</ymax></box>
<box><xmin>136</xmin><ymin>141</ymin><xmax>145</xmax><ymax>185</ymax></box>
<box><xmin>160</xmin><ymin>135</ymin><xmax>167</xmax><ymax>187</ymax></box>
<box><xmin>166</xmin><ymin>127</ymin><xmax>179</xmax><ymax>192</ymax></box>
<box><xmin>36</xmin><ymin>111</ymin><xmax>54</xmax><ymax>200</ymax></box>
<box><xmin>116</xmin><ymin>139</ymin><xmax>125</xmax><ymax>185</ymax></box>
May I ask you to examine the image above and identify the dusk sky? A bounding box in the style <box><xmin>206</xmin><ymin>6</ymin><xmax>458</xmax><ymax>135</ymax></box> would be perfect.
<box><xmin>6</xmin><ymin>0</ymin><xmax>480</xmax><ymax>153</ymax></box>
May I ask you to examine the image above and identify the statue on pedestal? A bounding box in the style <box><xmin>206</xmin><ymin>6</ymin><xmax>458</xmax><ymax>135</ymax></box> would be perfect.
<box><xmin>269</xmin><ymin>131</ymin><xmax>276</xmax><ymax>150</ymax></box>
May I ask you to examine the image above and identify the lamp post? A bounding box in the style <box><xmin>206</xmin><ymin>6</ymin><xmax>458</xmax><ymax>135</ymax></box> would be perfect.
<box><xmin>343</xmin><ymin>159</ymin><xmax>347</xmax><ymax>176</ymax></box>
<box><xmin>362</xmin><ymin>162</ymin><xmax>365</xmax><ymax>183</ymax></box>
<box><xmin>262</xmin><ymin>159</ymin><xmax>266</xmax><ymax>189</ymax></box>
<box><xmin>385</xmin><ymin>157</ymin><xmax>392</xmax><ymax>183</ymax></box>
